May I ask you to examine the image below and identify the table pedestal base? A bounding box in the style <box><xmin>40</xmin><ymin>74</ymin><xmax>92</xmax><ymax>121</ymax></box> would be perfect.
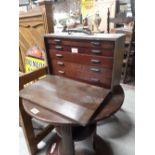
<box><xmin>53</xmin><ymin>124</ymin><xmax>97</xmax><ymax>155</ymax></box>
<box><xmin>57</xmin><ymin>125</ymin><xmax>75</xmax><ymax>155</ymax></box>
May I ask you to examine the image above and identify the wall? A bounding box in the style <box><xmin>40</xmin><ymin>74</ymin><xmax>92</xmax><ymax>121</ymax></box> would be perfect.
<box><xmin>81</xmin><ymin>0</ymin><xmax>116</xmax><ymax>32</ymax></box>
<box><xmin>53</xmin><ymin>0</ymin><xmax>116</xmax><ymax>33</ymax></box>
<box><xmin>52</xmin><ymin>0</ymin><xmax>81</xmax><ymax>32</ymax></box>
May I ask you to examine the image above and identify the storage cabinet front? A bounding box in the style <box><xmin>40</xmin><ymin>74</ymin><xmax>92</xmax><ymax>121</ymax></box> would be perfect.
<box><xmin>46</xmin><ymin>37</ymin><xmax>115</xmax><ymax>89</ymax></box>
<box><xmin>48</xmin><ymin>39</ymin><xmax>114</xmax><ymax>57</ymax></box>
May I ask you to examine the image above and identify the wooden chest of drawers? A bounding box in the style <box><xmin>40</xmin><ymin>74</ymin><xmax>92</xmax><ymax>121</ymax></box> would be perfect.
<box><xmin>44</xmin><ymin>33</ymin><xmax>125</xmax><ymax>90</ymax></box>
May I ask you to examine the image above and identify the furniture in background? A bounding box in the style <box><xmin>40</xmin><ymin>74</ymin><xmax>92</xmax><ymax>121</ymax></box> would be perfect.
<box><xmin>20</xmin><ymin>33</ymin><xmax>125</xmax><ymax>155</ymax></box>
<box><xmin>19</xmin><ymin>0</ymin><xmax>54</xmax><ymax>139</ymax></box>
<box><xmin>107</xmin><ymin>8</ymin><xmax>135</xmax><ymax>83</ymax></box>
<box><xmin>19</xmin><ymin>2</ymin><xmax>55</xmax><ymax>149</ymax></box>
<box><xmin>19</xmin><ymin>46</ymin><xmax>25</xmax><ymax>73</ymax></box>
<box><xmin>19</xmin><ymin>0</ymin><xmax>54</xmax><ymax>72</ymax></box>
<box><xmin>19</xmin><ymin>67</ymin><xmax>54</xmax><ymax>155</ymax></box>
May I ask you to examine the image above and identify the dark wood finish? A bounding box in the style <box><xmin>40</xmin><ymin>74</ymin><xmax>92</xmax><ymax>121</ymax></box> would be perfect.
<box><xmin>122</xmin><ymin>23</ymin><xmax>135</xmax><ymax>83</ymax></box>
<box><xmin>22</xmin><ymin>85</ymin><xmax>124</xmax><ymax>126</ymax></box>
<box><xmin>21</xmin><ymin>83</ymin><xmax>124</xmax><ymax>155</ymax></box>
<box><xmin>35</xmin><ymin>125</ymin><xmax>54</xmax><ymax>144</ymax></box>
<box><xmin>44</xmin><ymin>34</ymin><xmax>125</xmax><ymax>90</ymax></box>
<box><xmin>107</xmin><ymin>8</ymin><xmax>110</xmax><ymax>33</ymax></box>
<box><xmin>47</xmin><ymin>38</ymin><xmax>115</xmax><ymax>49</ymax></box>
<box><xmin>51</xmin><ymin>60</ymin><xmax>112</xmax><ymax>78</ymax></box>
<box><xmin>20</xmin><ymin>34</ymin><xmax>125</xmax><ymax>155</ymax></box>
<box><xmin>50</xmin><ymin>51</ymin><xmax>113</xmax><ymax>68</ymax></box>
<box><xmin>51</xmin><ymin>60</ymin><xmax>112</xmax><ymax>88</ymax></box>
<box><xmin>91</xmin><ymin>85</ymin><xmax>124</xmax><ymax>122</ymax></box>
<box><xmin>111</xmin><ymin>36</ymin><xmax>125</xmax><ymax>87</ymax></box>
<box><xmin>23</xmin><ymin>99</ymin><xmax>75</xmax><ymax>125</ymax></box>
<box><xmin>20</xmin><ymin>75</ymin><xmax>111</xmax><ymax>126</ymax></box>
<box><xmin>58</xmin><ymin>126</ymin><xmax>75</xmax><ymax>155</ymax></box>
<box><xmin>107</xmin><ymin>7</ymin><xmax>135</xmax><ymax>83</ymax></box>
<box><xmin>106</xmin><ymin>9</ymin><xmax>135</xmax><ymax>83</ymax></box>
<box><xmin>19</xmin><ymin>67</ymin><xmax>54</xmax><ymax>155</ymax></box>
<box><xmin>107</xmin><ymin>7</ymin><xmax>134</xmax><ymax>34</ymax></box>
<box><xmin>19</xmin><ymin>66</ymin><xmax>48</xmax><ymax>87</ymax></box>
<box><xmin>19</xmin><ymin>98</ymin><xmax>38</xmax><ymax>155</ymax></box>
<box><xmin>49</xmin><ymin>46</ymin><xmax>114</xmax><ymax>57</ymax></box>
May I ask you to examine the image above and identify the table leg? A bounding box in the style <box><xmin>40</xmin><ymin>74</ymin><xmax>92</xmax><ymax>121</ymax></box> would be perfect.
<box><xmin>57</xmin><ymin>125</ymin><xmax>75</xmax><ymax>155</ymax></box>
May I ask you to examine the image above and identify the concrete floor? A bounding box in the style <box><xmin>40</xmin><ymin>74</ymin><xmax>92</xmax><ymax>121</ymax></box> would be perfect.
<box><xmin>19</xmin><ymin>84</ymin><xmax>135</xmax><ymax>155</ymax></box>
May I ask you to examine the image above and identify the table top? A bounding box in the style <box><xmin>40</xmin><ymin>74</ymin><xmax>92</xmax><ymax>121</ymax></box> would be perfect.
<box><xmin>20</xmin><ymin>75</ymin><xmax>111</xmax><ymax>126</ymax></box>
<box><xmin>22</xmin><ymin>85</ymin><xmax>124</xmax><ymax>126</ymax></box>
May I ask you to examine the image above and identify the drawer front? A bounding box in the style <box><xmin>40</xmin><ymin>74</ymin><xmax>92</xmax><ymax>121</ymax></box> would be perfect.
<box><xmin>50</xmin><ymin>51</ymin><xmax>113</xmax><ymax>69</ymax></box>
<box><xmin>51</xmin><ymin>60</ymin><xmax>112</xmax><ymax>88</ymax></box>
<box><xmin>47</xmin><ymin>38</ymin><xmax>115</xmax><ymax>49</ymax></box>
<box><xmin>48</xmin><ymin>45</ymin><xmax>114</xmax><ymax>57</ymax></box>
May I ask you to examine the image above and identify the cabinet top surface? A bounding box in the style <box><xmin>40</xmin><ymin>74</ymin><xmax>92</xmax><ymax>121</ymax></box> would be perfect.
<box><xmin>44</xmin><ymin>32</ymin><xmax>125</xmax><ymax>41</ymax></box>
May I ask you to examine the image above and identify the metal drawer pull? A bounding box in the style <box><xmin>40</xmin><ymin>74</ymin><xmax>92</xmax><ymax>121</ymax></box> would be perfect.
<box><xmin>90</xmin><ymin>68</ymin><xmax>100</xmax><ymax>72</ymax></box>
<box><xmin>54</xmin><ymin>39</ymin><xmax>61</xmax><ymax>43</ymax></box>
<box><xmin>91</xmin><ymin>49</ymin><xmax>101</xmax><ymax>54</ymax></box>
<box><xmin>57</xmin><ymin>61</ymin><xmax>64</xmax><ymax>66</ymax></box>
<box><xmin>91</xmin><ymin>59</ymin><xmax>101</xmax><ymax>64</ymax></box>
<box><xmin>58</xmin><ymin>70</ymin><xmax>65</xmax><ymax>74</ymax></box>
<box><xmin>91</xmin><ymin>78</ymin><xmax>100</xmax><ymax>83</ymax></box>
<box><xmin>56</xmin><ymin>54</ymin><xmax>63</xmax><ymax>58</ymax></box>
<box><xmin>55</xmin><ymin>45</ymin><xmax>63</xmax><ymax>50</ymax></box>
<box><xmin>91</xmin><ymin>41</ymin><xmax>100</xmax><ymax>46</ymax></box>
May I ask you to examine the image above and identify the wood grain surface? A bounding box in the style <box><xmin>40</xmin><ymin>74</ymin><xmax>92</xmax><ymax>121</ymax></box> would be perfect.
<box><xmin>50</xmin><ymin>51</ymin><xmax>114</xmax><ymax>69</ymax></box>
<box><xmin>47</xmin><ymin>38</ymin><xmax>115</xmax><ymax>49</ymax></box>
<box><xmin>22</xmin><ymin>85</ymin><xmax>124</xmax><ymax>126</ymax></box>
<box><xmin>20</xmin><ymin>75</ymin><xmax>110</xmax><ymax>126</ymax></box>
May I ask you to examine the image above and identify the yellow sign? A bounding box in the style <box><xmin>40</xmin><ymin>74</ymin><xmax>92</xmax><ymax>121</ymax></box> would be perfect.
<box><xmin>81</xmin><ymin>0</ymin><xmax>94</xmax><ymax>18</ymax></box>
<box><xmin>25</xmin><ymin>56</ymin><xmax>45</xmax><ymax>73</ymax></box>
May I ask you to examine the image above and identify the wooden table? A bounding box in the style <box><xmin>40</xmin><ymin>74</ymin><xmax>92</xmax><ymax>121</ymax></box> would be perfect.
<box><xmin>20</xmin><ymin>75</ymin><xmax>124</xmax><ymax>155</ymax></box>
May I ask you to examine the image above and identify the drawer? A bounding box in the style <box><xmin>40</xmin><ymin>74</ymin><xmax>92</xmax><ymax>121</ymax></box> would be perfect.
<box><xmin>51</xmin><ymin>60</ymin><xmax>112</xmax><ymax>88</ymax></box>
<box><xmin>51</xmin><ymin>61</ymin><xmax>112</xmax><ymax>88</ymax></box>
<box><xmin>48</xmin><ymin>45</ymin><xmax>114</xmax><ymax>57</ymax></box>
<box><xmin>47</xmin><ymin>38</ymin><xmax>115</xmax><ymax>49</ymax></box>
<box><xmin>50</xmin><ymin>51</ymin><xmax>113</xmax><ymax>69</ymax></box>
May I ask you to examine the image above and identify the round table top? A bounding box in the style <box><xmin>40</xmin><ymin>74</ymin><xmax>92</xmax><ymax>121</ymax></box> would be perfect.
<box><xmin>23</xmin><ymin>85</ymin><xmax>124</xmax><ymax>126</ymax></box>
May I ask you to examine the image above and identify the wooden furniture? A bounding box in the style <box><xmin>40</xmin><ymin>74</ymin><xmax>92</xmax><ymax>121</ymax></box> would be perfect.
<box><xmin>44</xmin><ymin>33</ymin><xmax>125</xmax><ymax>90</ymax></box>
<box><xmin>19</xmin><ymin>33</ymin><xmax>125</xmax><ymax>155</ymax></box>
<box><xmin>19</xmin><ymin>46</ymin><xmax>25</xmax><ymax>72</ymax></box>
<box><xmin>107</xmin><ymin>8</ymin><xmax>135</xmax><ymax>83</ymax></box>
<box><xmin>19</xmin><ymin>0</ymin><xmax>54</xmax><ymax>72</ymax></box>
<box><xmin>21</xmin><ymin>83</ymin><xmax>124</xmax><ymax>155</ymax></box>
<box><xmin>20</xmin><ymin>75</ymin><xmax>112</xmax><ymax>126</ymax></box>
<box><xmin>19</xmin><ymin>67</ymin><xmax>54</xmax><ymax>155</ymax></box>
<box><xmin>111</xmin><ymin>27</ymin><xmax>135</xmax><ymax>83</ymax></box>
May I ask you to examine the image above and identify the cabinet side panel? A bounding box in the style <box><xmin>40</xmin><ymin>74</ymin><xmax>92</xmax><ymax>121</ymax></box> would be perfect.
<box><xmin>44</xmin><ymin>37</ymin><xmax>53</xmax><ymax>74</ymax></box>
<box><xmin>111</xmin><ymin>36</ymin><xmax>125</xmax><ymax>90</ymax></box>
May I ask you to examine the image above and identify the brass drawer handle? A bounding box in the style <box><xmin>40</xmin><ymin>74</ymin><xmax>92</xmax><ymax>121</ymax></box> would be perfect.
<box><xmin>91</xmin><ymin>41</ymin><xmax>100</xmax><ymax>46</ymax></box>
<box><xmin>55</xmin><ymin>45</ymin><xmax>63</xmax><ymax>50</ymax></box>
<box><xmin>91</xmin><ymin>78</ymin><xmax>100</xmax><ymax>83</ymax></box>
<box><xmin>54</xmin><ymin>39</ymin><xmax>61</xmax><ymax>43</ymax></box>
<box><xmin>91</xmin><ymin>59</ymin><xmax>101</xmax><ymax>64</ymax></box>
<box><xmin>56</xmin><ymin>54</ymin><xmax>63</xmax><ymax>58</ymax></box>
<box><xmin>91</xmin><ymin>49</ymin><xmax>101</xmax><ymax>54</ymax></box>
<box><xmin>57</xmin><ymin>61</ymin><xmax>64</xmax><ymax>66</ymax></box>
<box><xmin>90</xmin><ymin>67</ymin><xmax>100</xmax><ymax>72</ymax></box>
<box><xmin>58</xmin><ymin>70</ymin><xmax>65</xmax><ymax>74</ymax></box>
